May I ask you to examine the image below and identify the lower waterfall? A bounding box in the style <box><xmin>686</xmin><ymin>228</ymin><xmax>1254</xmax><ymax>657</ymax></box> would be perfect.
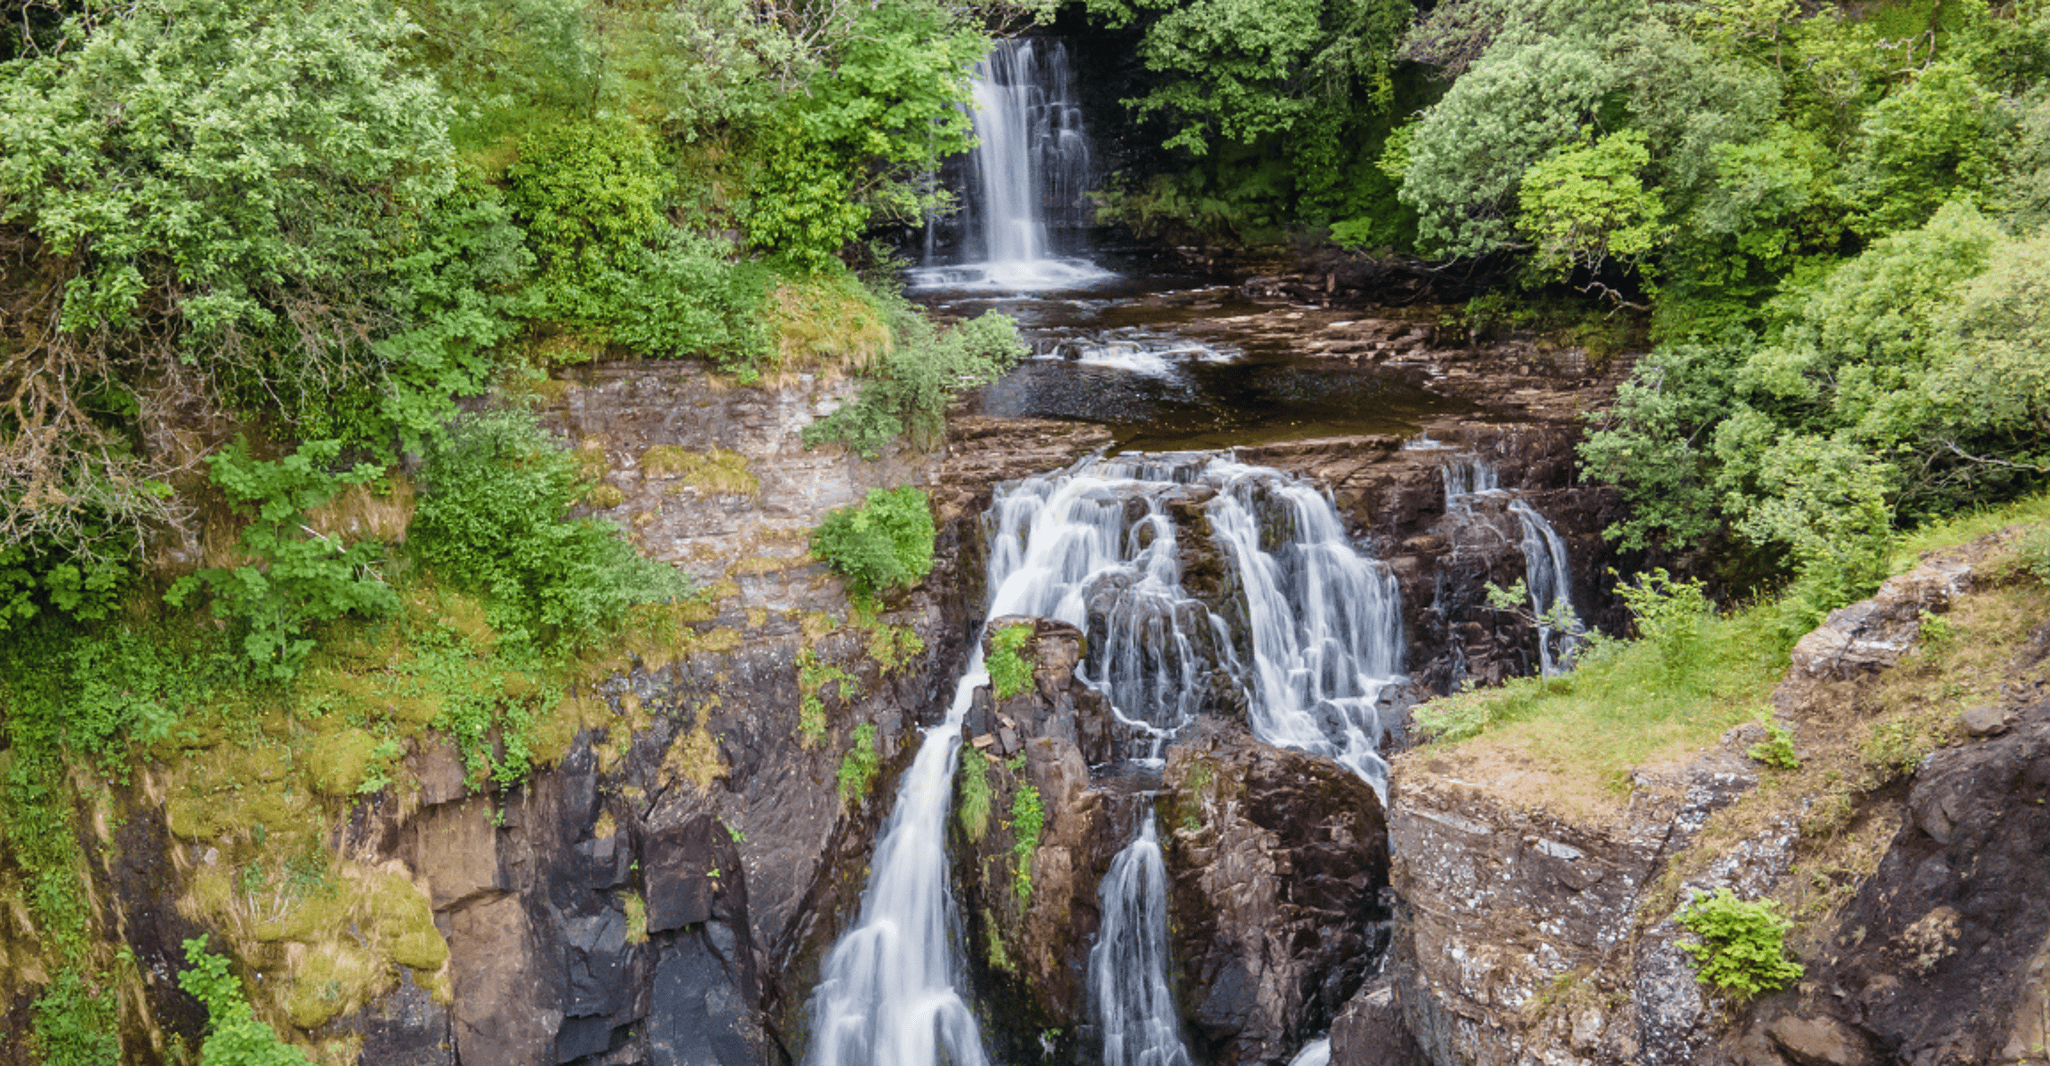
<box><xmin>804</xmin><ymin>451</ymin><xmax>1408</xmax><ymax>1066</ymax></box>
<box><xmin>1089</xmin><ymin>809</ymin><xmax>1193</xmax><ymax>1066</ymax></box>
<box><xmin>1441</xmin><ymin>454</ymin><xmax>1583</xmax><ymax>675</ymax></box>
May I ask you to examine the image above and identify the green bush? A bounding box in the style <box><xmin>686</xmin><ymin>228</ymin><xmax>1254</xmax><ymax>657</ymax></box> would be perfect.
<box><xmin>836</xmin><ymin>722</ymin><xmax>880</xmax><ymax>803</ymax></box>
<box><xmin>166</xmin><ymin>441</ymin><xmax>401</xmax><ymax>679</ymax></box>
<box><xmin>411</xmin><ymin>409</ymin><xmax>688</xmax><ymax>650</ymax></box>
<box><xmin>803</xmin><ymin>308</ymin><xmax>1029</xmax><ymax>457</ymax></box>
<box><xmin>178</xmin><ymin>939</ymin><xmax>313</xmax><ymax>1065</ymax></box>
<box><xmin>2022</xmin><ymin>524</ymin><xmax>2050</xmax><ymax>583</ymax></box>
<box><xmin>1747</xmin><ymin>722</ymin><xmax>1800</xmax><ymax>770</ymax></box>
<box><xmin>1675</xmin><ymin>888</ymin><xmax>1803</xmax><ymax>999</ymax></box>
<box><xmin>1614</xmin><ymin>568</ymin><xmax>1714</xmax><ymax>679</ymax></box>
<box><xmin>987</xmin><ymin>623</ymin><xmax>1035</xmax><ymax>700</ymax></box>
<box><xmin>1010</xmin><ymin>778</ymin><xmax>1044</xmax><ymax>908</ymax></box>
<box><xmin>809</xmin><ymin>486</ymin><xmax>936</xmax><ymax>603</ymax></box>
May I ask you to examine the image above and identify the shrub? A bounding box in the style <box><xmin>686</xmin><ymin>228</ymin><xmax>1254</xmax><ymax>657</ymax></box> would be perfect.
<box><xmin>178</xmin><ymin>939</ymin><xmax>313</xmax><ymax>1065</ymax></box>
<box><xmin>1747</xmin><ymin>722</ymin><xmax>1800</xmax><ymax>770</ymax></box>
<box><xmin>1675</xmin><ymin>888</ymin><xmax>1803</xmax><ymax>999</ymax></box>
<box><xmin>836</xmin><ymin>722</ymin><xmax>880</xmax><ymax>803</ymax></box>
<box><xmin>1010</xmin><ymin>778</ymin><xmax>1044</xmax><ymax>908</ymax></box>
<box><xmin>166</xmin><ymin>440</ymin><xmax>401</xmax><ymax>679</ymax></box>
<box><xmin>1615</xmin><ymin>568</ymin><xmax>1713</xmax><ymax>678</ymax></box>
<box><xmin>809</xmin><ymin>486</ymin><xmax>935</xmax><ymax>603</ymax></box>
<box><xmin>803</xmin><ymin>308</ymin><xmax>1029</xmax><ymax>457</ymax></box>
<box><xmin>2022</xmin><ymin>524</ymin><xmax>2050</xmax><ymax>583</ymax></box>
<box><xmin>987</xmin><ymin>623</ymin><xmax>1034</xmax><ymax>700</ymax></box>
<box><xmin>411</xmin><ymin>410</ymin><xmax>688</xmax><ymax>650</ymax></box>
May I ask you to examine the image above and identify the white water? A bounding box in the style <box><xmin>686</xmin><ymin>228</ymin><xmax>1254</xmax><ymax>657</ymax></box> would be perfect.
<box><xmin>909</xmin><ymin>39</ymin><xmax>1109</xmax><ymax>291</ymax></box>
<box><xmin>802</xmin><ymin>661</ymin><xmax>991</xmax><ymax>1066</ymax></box>
<box><xmin>1089</xmin><ymin>810</ymin><xmax>1193</xmax><ymax>1066</ymax></box>
<box><xmin>1036</xmin><ymin>329</ymin><xmax>1240</xmax><ymax>379</ymax></box>
<box><xmin>1439</xmin><ymin>455</ymin><xmax>1582</xmax><ymax>675</ymax></box>
<box><xmin>1288</xmin><ymin>1037</ymin><xmax>1334</xmax><ymax>1066</ymax></box>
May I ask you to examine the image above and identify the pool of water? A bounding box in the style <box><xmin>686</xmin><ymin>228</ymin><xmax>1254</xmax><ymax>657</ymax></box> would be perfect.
<box><xmin>917</xmin><ymin>278</ymin><xmax>1472</xmax><ymax>452</ymax></box>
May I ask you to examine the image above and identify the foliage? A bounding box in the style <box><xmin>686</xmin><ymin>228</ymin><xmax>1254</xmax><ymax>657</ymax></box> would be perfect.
<box><xmin>836</xmin><ymin>722</ymin><xmax>881</xmax><ymax>803</ymax></box>
<box><xmin>958</xmin><ymin>750</ymin><xmax>992</xmax><ymax>842</ymax></box>
<box><xmin>411</xmin><ymin>409</ymin><xmax>688</xmax><ymax>650</ymax></box>
<box><xmin>179</xmin><ymin>939</ymin><xmax>314</xmax><ymax>1065</ymax></box>
<box><xmin>804</xmin><ymin>308</ymin><xmax>1030</xmax><ymax>456</ymax></box>
<box><xmin>797</xmin><ymin>647</ymin><xmax>857</xmax><ymax>749</ymax></box>
<box><xmin>987</xmin><ymin>624</ymin><xmax>1036</xmax><ymax>700</ymax></box>
<box><xmin>32</xmin><ymin>969</ymin><xmax>121</xmax><ymax>1066</ymax></box>
<box><xmin>808</xmin><ymin>487</ymin><xmax>936</xmax><ymax>603</ymax></box>
<box><xmin>166</xmin><ymin>441</ymin><xmax>401</xmax><ymax>679</ymax></box>
<box><xmin>1010</xmin><ymin>779</ymin><xmax>1045</xmax><ymax>907</ymax></box>
<box><xmin>2022</xmin><ymin>525</ymin><xmax>2050</xmax><ymax>583</ymax></box>
<box><xmin>1517</xmin><ymin>129</ymin><xmax>1667</xmax><ymax>281</ymax></box>
<box><xmin>1613</xmin><ymin>568</ymin><xmax>1712</xmax><ymax>677</ymax></box>
<box><xmin>1747</xmin><ymin>722</ymin><xmax>1800</xmax><ymax>769</ymax></box>
<box><xmin>1675</xmin><ymin>888</ymin><xmax>1803</xmax><ymax>999</ymax></box>
<box><xmin>0</xmin><ymin>0</ymin><xmax>457</xmax><ymax>561</ymax></box>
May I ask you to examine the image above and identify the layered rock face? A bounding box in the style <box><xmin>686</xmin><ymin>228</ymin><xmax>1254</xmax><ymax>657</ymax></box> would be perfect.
<box><xmin>1378</xmin><ymin>535</ymin><xmax>2050</xmax><ymax>1066</ymax></box>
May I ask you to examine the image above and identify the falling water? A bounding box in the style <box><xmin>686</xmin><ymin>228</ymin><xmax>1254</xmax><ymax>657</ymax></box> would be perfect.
<box><xmin>1438</xmin><ymin>454</ymin><xmax>1582</xmax><ymax>675</ymax></box>
<box><xmin>909</xmin><ymin>39</ymin><xmax>1109</xmax><ymax>290</ymax></box>
<box><xmin>802</xmin><ymin>664</ymin><xmax>991</xmax><ymax>1066</ymax></box>
<box><xmin>1088</xmin><ymin>809</ymin><xmax>1193</xmax><ymax>1066</ymax></box>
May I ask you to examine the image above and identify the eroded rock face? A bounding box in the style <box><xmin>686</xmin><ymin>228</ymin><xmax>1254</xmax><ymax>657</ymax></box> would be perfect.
<box><xmin>1789</xmin><ymin>697</ymin><xmax>2050</xmax><ymax>1066</ymax></box>
<box><xmin>1162</xmin><ymin>721</ymin><xmax>1392</xmax><ymax>1065</ymax></box>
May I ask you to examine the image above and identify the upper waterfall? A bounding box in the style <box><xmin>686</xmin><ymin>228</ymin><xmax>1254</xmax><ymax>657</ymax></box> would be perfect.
<box><xmin>909</xmin><ymin>39</ymin><xmax>1110</xmax><ymax>291</ymax></box>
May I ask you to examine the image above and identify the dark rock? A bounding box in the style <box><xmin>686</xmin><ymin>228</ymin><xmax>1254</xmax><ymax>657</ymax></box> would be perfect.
<box><xmin>347</xmin><ymin>968</ymin><xmax>454</xmax><ymax>1066</ymax></box>
<box><xmin>1329</xmin><ymin>982</ymin><xmax>1424</xmax><ymax>1066</ymax></box>
<box><xmin>648</xmin><ymin>932</ymin><xmax>757</xmax><ymax>1066</ymax></box>
<box><xmin>1163</xmin><ymin>720</ymin><xmax>1390</xmax><ymax>1065</ymax></box>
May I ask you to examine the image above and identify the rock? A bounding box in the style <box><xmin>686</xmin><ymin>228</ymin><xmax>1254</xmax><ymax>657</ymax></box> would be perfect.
<box><xmin>346</xmin><ymin>967</ymin><xmax>453</xmax><ymax>1066</ymax></box>
<box><xmin>406</xmin><ymin>796</ymin><xmax>505</xmax><ymax>910</ymax></box>
<box><xmin>1766</xmin><ymin>1015</ymin><xmax>1876</xmax><ymax>1066</ymax></box>
<box><xmin>648</xmin><ymin>931</ymin><xmax>758</xmax><ymax>1066</ymax></box>
<box><xmin>1786</xmin><ymin>559</ymin><xmax>1971</xmax><ymax>683</ymax></box>
<box><xmin>448</xmin><ymin>895</ymin><xmax>562</xmax><ymax>1065</ymax></box>
<box><xmin>1164</xmin><ymin>720</ymin><xmax>1390</xmax><ymax>1065</ymax></box>
<box><xmin>1961</xmin><ymin>703</ymin><xmax>2013</xmax><ymax>737</ymax></box>
<box><xmin>1798</xmin><ymin>698</ymin><xmax>2050</xmax><ymax>1065</ymax></box>
<box><xmin>1329</xmin><ymin>982</ymin><xmax>1424</xmax><ymax>1066</ymax></box>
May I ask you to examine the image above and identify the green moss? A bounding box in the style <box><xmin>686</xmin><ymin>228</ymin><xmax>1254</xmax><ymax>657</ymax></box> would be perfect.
<box><xmin>307</xmin><ymin>728</ymin><xmax>381</xmax><ymax>798</ymax></box>
<box><xmin>365</xmin><ymin>874</ymin><xmax>448</xmax><ymax>974</ymax></box>
<box><xmin>623</xmin><ymin>892</ymin><xmax>648</xmax><ymax>945</ymax></box>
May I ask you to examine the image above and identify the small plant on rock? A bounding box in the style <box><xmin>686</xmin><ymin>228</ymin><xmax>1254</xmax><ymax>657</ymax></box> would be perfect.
<box><xmin>1747</xmin><ymin>722</ymin><xmax>1800</xmax><ymax>770</ymax></box>
<box><xmin>810</xmin><ymin>486</ymin><xmax>935</xmax><ymax>604</ymax></box>
<box><xmin>1675</xmin><ymin>888</ymin><xmax>1803</xmax><ymax>999</ymax></box>
<box><xmin>957</xmin><ymin>751</ymin><xmax>992</xmax><ymax>842</ymax></box>
<box><xmin>1010</xmin><ymin>779</ymin><xmax>1044</xmax><ymax>909</ymax></box>
<box><xmin>836</xmin><ymin>723</ymin><xmax>880</xmax><ymax>804</ymax></box>
<box><xmin>987</xmin><ymin>623</ymin><xmax>1034</xmax><ymax>700</ymax></box>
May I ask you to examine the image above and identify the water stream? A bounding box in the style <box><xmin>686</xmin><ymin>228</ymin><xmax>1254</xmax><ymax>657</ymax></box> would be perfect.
<box><xmin>1440</xmin><ymin>455</ymin><xmax>1583</xmax><ymax>675</ymax></box>
<box><xmin>1089</xmin><ymin>809</ymin><xmax>1192</xmax><ymax>1066</ymax></box>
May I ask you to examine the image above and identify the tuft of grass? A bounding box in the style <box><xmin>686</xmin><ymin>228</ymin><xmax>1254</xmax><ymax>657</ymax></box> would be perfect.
<box><xmin>957</xmin><ymin>751</ymin><xmax>992</xmax><ymax>842</ymax></box>
<box><xmin>1410</xmin><ymin>607</ymin><xmax>1780</xmax><ymax>814</ymax></box>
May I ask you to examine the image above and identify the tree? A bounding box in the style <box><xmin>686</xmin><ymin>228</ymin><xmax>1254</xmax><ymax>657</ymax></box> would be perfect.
<box><xmin>1517</xmin><ymin>128</ymin><xmax>1667</xmax><ymax>282</ymax></box>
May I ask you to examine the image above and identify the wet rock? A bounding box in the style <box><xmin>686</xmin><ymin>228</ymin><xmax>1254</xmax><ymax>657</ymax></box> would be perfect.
<box><xmin>648</xmin><ymin>931</ymin><xmax>758</xmax><ymax>1066</ymax></box>
<box><xmin>1163</xmin><ymin>720</ymin><xmax>1390</xmax><ymax>1065</ymax></box>
<box><xmin>336</xmin><ymin>968</ymin><xmax>453</xmax><ymax>1066</ymax></box>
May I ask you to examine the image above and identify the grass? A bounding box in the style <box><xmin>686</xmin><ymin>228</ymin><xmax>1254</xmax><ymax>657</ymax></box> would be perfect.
<box><xmin>1411</xmin><ymin>608</ymin><xmax>1781</xmax><ymax>816</ymax></box>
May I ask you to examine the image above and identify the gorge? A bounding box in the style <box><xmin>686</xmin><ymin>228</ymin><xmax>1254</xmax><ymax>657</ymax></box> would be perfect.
<box><xmin>3</xmin><ymin>15</ymin><xmax>2049</xmax><ymax>1066</ymax></box>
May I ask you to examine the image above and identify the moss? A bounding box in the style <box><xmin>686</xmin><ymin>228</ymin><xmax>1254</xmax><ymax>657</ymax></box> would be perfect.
<box><xmin>284</xmin><ymin>939</ymin><xmax>387</xmax><ymax>1030</ymax></box>
<box><xmin>308</xmin><ymin>728</ymin><xmax>381</xmax><ymax>798</ymax></box>
<box><xmin>623</xmin><ymin>892</ymin><xmax>648</xmax><ymax>945</ymax></box>
<box><xmin>585</xmin><ymin>483</ymin><xmax>627</xmax><ymax>509</ymax></box>
<box><xmin>640</xmin><ymin>445</ymin><xmax>760</xmax><ymax>499</ymax></box>
<box><xmin>766</xmin><ymin>274</ymin><xmax>892</xmax><ymax>377</ymax></box>
<box><xmin>364</xmin><ymin>873</ymin><xmax>448</xmax><ymax>974</ymax></box>
<box><xmin>593</xmin><ymin>811</ymin><xmax>616</xmax><ymax>839</ymax></box>
<box><xmin>661</xmin><ymin>714</ymin><xmax>727</xmax><ymax>793</ymax></box>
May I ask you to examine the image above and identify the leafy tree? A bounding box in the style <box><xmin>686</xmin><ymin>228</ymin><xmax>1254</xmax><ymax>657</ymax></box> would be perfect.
<box><xmin>1517</xmin><ymin>128</ymin><xmax>1668</xmax><ymax>282</ymax></box>
<box><xmin>1843</xmin><ymin>61</ymin><xmax>2011</xmax><ymax>237</ymax></box>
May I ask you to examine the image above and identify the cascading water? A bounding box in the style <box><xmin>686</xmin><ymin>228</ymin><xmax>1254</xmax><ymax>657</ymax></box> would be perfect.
<box><xmin>1088</xmin><ymin>809</ymin><xmax>1193</xmax><ymax>1066</ymax></box>
<box><xmin>909</xmin><ymin>39</ymin><xmax>1109</xmax><ymax>291</ymax></box>
<box><xmin>806</xmin><ymin>452</ymin><xmax>1406</xmax><ymax>1066</ymax></box>
<box><xmin>801</xmin><ymin>665</ymin><xmax>991</xmax><ymax>1066</ymax></box>
<box><xmin>1439</xmin><ymin>455</ymin><xmax>1582</xmax><ymax>675</ymax></box>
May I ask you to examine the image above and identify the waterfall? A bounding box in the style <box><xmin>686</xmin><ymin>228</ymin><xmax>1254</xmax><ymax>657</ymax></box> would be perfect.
<box><xmin>909</xmin><ymin>39</ymin><xmax>1110</xmax><ymax>291</ymax></box>
<box><xmin>804</xmin><ymin>452</ymin><xmax>1406</xmax><ymax>1066</ymax></box>
<box><xmin>802</xmin><ymin>665</ymin><xmax>991</xmax><ymax>1066</ymax></box>
<box><xmin>1509</xmin><ymin>498</ymin><xmax>1580</xmax><ymax>675</ymax></box>
<box><xmin>1439</xmin><ymin>454</ymin><xmax>1582</xmax><ymax>675</ymax></box>
<box><xmin>1088</xmin><ymin>810</ymin><xmax>1193</xmax><ymax>1066</ymax></box>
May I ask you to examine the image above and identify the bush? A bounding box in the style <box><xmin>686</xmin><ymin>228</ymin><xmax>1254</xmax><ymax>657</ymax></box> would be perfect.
<box><xmin>836</xmin><ymin>722</ymin><xmax>880</xmax><ymax>803</ymax></box>
<box><xmin>987</xmin><ymin>623</ymin><xmax>1034</xmax><ymax>700</ymax></box>
<box><xmin>803</xmin><ymin>307</ymin><xmax>1029</xmax><ymax>457</ymax></box>
<box><xmin>166</xmin><ymin>441</ymin><xmax>401</xmax><ymax>679</ymax></box>
<box><xmin>809</xmin><ymin>486</ymin><xmax>935</xmax><ymax>603</ymax></box>
<box><xmin>1747</xmin><ymin>722</ymin><xmax>1800</xmax><ymax>770</ymax></box>
<box><xmin>178</xmin><ymin>939</ymin><xmax>313</xmax><ymax>1065</ymax></box>
<box><xmin>1614</xmin><ymin>568</ymin><xmax>1713</xmax><ymax>679</ymax></box>
<box><xmin>1675</xmin><ymin>888</ymin><xmax>1803</xmax><ymax>999</ymax></box>
<box><xmin>411</xmin><ymin>409</ymin><xmax>688</xmax><ymax>650</ymax></box>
